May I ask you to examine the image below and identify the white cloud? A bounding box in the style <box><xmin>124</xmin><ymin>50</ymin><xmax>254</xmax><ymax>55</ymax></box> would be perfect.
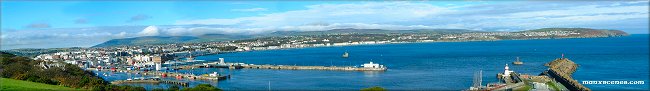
<box><xmin>175</xmin><ymin>1</ymin><xmax>648</xmax><ymax>32</ymax></box>
<box><xmin>115</xmin><ymin>32</ymin><xmax>128</xmax><ymax>38</ymax></box>
<box><xmin>176</xmin><ymin>2</ymin><xmax>454</xmax><ymax>27</ymax></box>
<box><xmin>503</xmin><ymin>5</ymin><xmax>647</xmax><ymax>19</ymax></box>
<box><xmin>175</xmin><ymin>19</ymin><xmax>246</xmax><ymax>25</ymax></box>
<box><xmin>626</xmin><ymin>0</ymin><xmax>650</xmax><ymax>4</ymax></box>
<box><xmin>278</xmin><ymin>23</ymin><xmax>435</xmax><ymax>31</ymax></box>
<box><xmin>163</xmin><ymin>26</ymin><xmax>273</xmax><ymax>36</ymax></box>
<box><xmin>138</xmin><ymin>26</ymin><xmax>160</xmax><ymax>36</ymax></box>
<box><xmin>231</xmin><ymin>8</ymin><xmax>268</xmax><ymax>12</ymax></box>
<box><xmin>1</xmin><ymin>29</ymin><xmax>126</xmax><ymax>49</ymax></box>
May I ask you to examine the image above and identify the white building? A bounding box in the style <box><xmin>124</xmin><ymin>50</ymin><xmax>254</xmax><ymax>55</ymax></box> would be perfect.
<box><xmin>502</xmin><ymin>64</ymin><xmax>514</xmax><ymax>77</ymax></box>
<box><xmin>155</xmin><ymin>62</ymin><xmax>162</xmax><ymax>70</ymax></box>
<box><xmin>362</xmin><ymin>61</ymin><xmax>384</xmax><ymax>68</ymax></box>
<box><xmin>219</xmin><ymin>58</ymin><xmax>225</xmax><ymax>64</ymax></box>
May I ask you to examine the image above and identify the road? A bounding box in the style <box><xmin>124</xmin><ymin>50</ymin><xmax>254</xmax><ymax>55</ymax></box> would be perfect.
<box><xmin>532</xmin><ymin>82</ymin><xmax>552</xmax><ymax>91</ymax></box>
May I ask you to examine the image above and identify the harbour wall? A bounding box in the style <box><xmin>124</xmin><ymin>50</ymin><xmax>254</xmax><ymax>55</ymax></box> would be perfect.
<box><xmin>174</xmin><ymin>62</ymin><xmax>387</xmax><ymax>71</ymax></box>
<box><xmin>544</xmin><ymin>58</ymin><xmax>590</xmax><ymax>91</ymax></box>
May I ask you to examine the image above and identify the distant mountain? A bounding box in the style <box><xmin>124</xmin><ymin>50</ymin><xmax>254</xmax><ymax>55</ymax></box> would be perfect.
<box><xmin>187</xmin><ymin>34</ymin><xmax>252</xmax><ymax>43</ymax></box>
<box><xmin>92</xmin><ymin>28</ymin><xmax>628</xmax><ymax>47</ymax></box>
<box><xmin>92</xmin><ymin>34</ymin><xmax>253</xmax><ymax>48</ymax></box>
<box><xmin>93</xmin><ymin>36</ymin><xmax>199</xmax><ymax>47</ymax></box>
<box><xmin>268</xmin><ymin>28</ymin><xmax>479</xmax><ymax>36</ymax></box>
<box><xmin>93</xmin><ymin>29</ymin><xmax>480</xmax><ymax>47</ymax></box>
<box><xmin>518</xmin><ymin>28</ymin><xmax>629</xmax><ymax>37</ymax></box>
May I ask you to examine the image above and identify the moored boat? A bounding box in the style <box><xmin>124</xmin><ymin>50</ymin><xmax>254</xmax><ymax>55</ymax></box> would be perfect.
<box><xmin>512</xmin><ymin>57</ymin><xmax>523</xmax><ymax>65</ymax></box>
<box><xmin>201</xmin><ymin>72</ymin><xmax>231</xmax><ymax>80</ymax></box>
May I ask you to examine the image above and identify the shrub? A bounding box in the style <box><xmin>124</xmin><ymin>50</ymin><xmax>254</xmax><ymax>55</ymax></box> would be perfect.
<box><xmin>181</xmin><ymin>84</ymin><xmax>222</xmax><ymax>91</ymax></box>
<box><xmin>361</xmin><ymin>86</ymin><xmax>386</xmax><ymax>91</ymax></box>
<box><xmin>168</xmin><ymin>85</ymin><xmax>180</xmax><ymax>91</ymax></box>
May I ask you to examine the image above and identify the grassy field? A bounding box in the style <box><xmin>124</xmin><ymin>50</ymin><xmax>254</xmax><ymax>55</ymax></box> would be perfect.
<box><xmin>546</xmin><ymin>81</ymin><xmax>561</xmax><ymax>91</ymax></box>
<box><xmin>0</xmin><ymin>78</ymin><xmax>84</xmax><ymax>91</ymax></box>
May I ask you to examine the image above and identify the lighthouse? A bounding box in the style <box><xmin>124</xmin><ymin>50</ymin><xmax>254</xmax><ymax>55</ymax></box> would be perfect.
<box><xmin>503</xmin><ymin>64</ymin><xmax>514</xmax><ymax>77</ymax></box>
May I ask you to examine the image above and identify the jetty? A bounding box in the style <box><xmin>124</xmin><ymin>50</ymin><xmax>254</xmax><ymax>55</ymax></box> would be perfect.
<box><xmin>542</xmin><ymin>58</ymin><xmax>590</xmax><ymax>91</ymax></box>
<box><xmin>240</xmin><ymin>64</ymin><xmax>385</xmax><ymax>71</ymax></box>
<box><xmin>173</xmin><ymin>61</ymin><xmax>387</xmax><ymax>71</ymax></box>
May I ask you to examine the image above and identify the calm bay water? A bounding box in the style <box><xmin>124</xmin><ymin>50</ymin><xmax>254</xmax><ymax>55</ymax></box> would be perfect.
<box><xmin>98</xmin><ymin>34</ymin><xmax>649</xmax><ymax>90</ymax></box>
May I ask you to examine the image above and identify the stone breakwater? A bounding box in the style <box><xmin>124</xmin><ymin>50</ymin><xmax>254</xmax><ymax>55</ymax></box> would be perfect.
<box><xmin>544</xmin><ymin>58</ymin><xmax>590</xmax><ymax>91</ymax></box>
<box><xmin>174</xmin><ymin>62</ymin><xmax>387</xmax><ymax>71</ymax></box>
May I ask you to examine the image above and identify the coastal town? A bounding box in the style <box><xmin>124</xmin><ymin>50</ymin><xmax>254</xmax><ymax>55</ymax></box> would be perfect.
<box><xmin>28</xmin><ymin>28</ymin><xmax>627</xmax><ymax>71</ymax></box>
<box><xmin>6</xmin><ymin>28</ymin><xmax>627</xmax><ymax>90</ymax></box>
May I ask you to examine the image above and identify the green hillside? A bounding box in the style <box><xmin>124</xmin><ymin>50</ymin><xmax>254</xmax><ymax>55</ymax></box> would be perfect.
<box><xmin>92</xmin><ymin>34</ymin><xmax>252</xmax><ymax>48</ymax></box>
<box><xmin>90</xmin><ymin>28</ymin><xmax>627</xmax><ymax>48</ymax></box>
<box><xmin>0</xmin><ymin>78</ymin><xmax>83</xmax><ymax>91</ymax></box>
<box><xmin>268</xmin><ymin>28</ymin><xmax>478</xmax><ymax>36</ymax></box>
<box><xmin>518</xmin><ymin>28</ymin><xmax>629</xmax><ymax>36</ymax></box>
<box><xmin>91</xmin><ymin>28</ymin><xmax>477</xmax><ymax>47</ymax></box>
<box><xmin>92</xmin><ymin>36</ymin><xmax>199</xmax><ymax>47</ymax></box>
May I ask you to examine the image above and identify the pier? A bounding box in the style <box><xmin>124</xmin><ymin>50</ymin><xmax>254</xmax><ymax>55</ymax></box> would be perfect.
<box><xmin>173</xmin><ymin>61</ymin><xmax>387</xmax><ymax>71</ymax></box>
<box><xmin>240</xmin><ymin>64</ymin><xmax>386</xmax><ymax>71</ymax></box>
<box><xmin>543</xmin><ymin>58</ymin><xmax>590</xmax><ymax>91</ymax></box>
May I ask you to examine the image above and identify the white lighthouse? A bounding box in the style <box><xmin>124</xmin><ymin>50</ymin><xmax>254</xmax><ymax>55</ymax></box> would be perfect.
<box><xmin>502</xmin><ymin>64</ymin><xmax>514</xmax><ymax>77</ymax></box>
<box><xmin>219</xmin><ymin>58</ymin><xmax>225</xmax><ymax>64</ymax></box>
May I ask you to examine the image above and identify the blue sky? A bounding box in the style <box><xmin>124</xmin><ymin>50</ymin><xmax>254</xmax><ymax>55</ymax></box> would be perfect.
<box><xmin>1</xmin><ymin>1</ymin><xmax>649</xmax><ymax>49</ymax></box>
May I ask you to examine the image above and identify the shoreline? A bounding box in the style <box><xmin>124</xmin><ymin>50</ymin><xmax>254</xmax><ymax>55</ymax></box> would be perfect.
<box><xmin>193</xmin><ymin>35</ymin><xmax>628</xmax><ymax>59</ymax></box>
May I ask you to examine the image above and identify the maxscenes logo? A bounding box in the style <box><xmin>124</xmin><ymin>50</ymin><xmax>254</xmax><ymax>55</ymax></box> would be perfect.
<box><xmin>582</xmin><ymin>80</ymin><xmax>645</xmax><ymax>85</ymax></box>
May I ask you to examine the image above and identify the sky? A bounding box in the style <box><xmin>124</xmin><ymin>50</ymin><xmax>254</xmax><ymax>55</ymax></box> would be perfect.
<box><xmin>1</xmin><ymin>1</ymin><xmax>649</xmax><ymax>50</ymax></box>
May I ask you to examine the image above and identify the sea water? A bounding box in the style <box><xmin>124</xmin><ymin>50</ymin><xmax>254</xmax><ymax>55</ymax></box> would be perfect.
<box><xmin>97</xmin><ymin>34</ymin><xmax>649</xmax><ymax>90</ymax></box>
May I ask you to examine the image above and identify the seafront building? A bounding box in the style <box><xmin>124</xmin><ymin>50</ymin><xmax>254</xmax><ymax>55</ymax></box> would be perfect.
<box><xmin>362</xmin><ymin>62</ymin><xmax>384</xmax><ymax>69</ymax></box>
